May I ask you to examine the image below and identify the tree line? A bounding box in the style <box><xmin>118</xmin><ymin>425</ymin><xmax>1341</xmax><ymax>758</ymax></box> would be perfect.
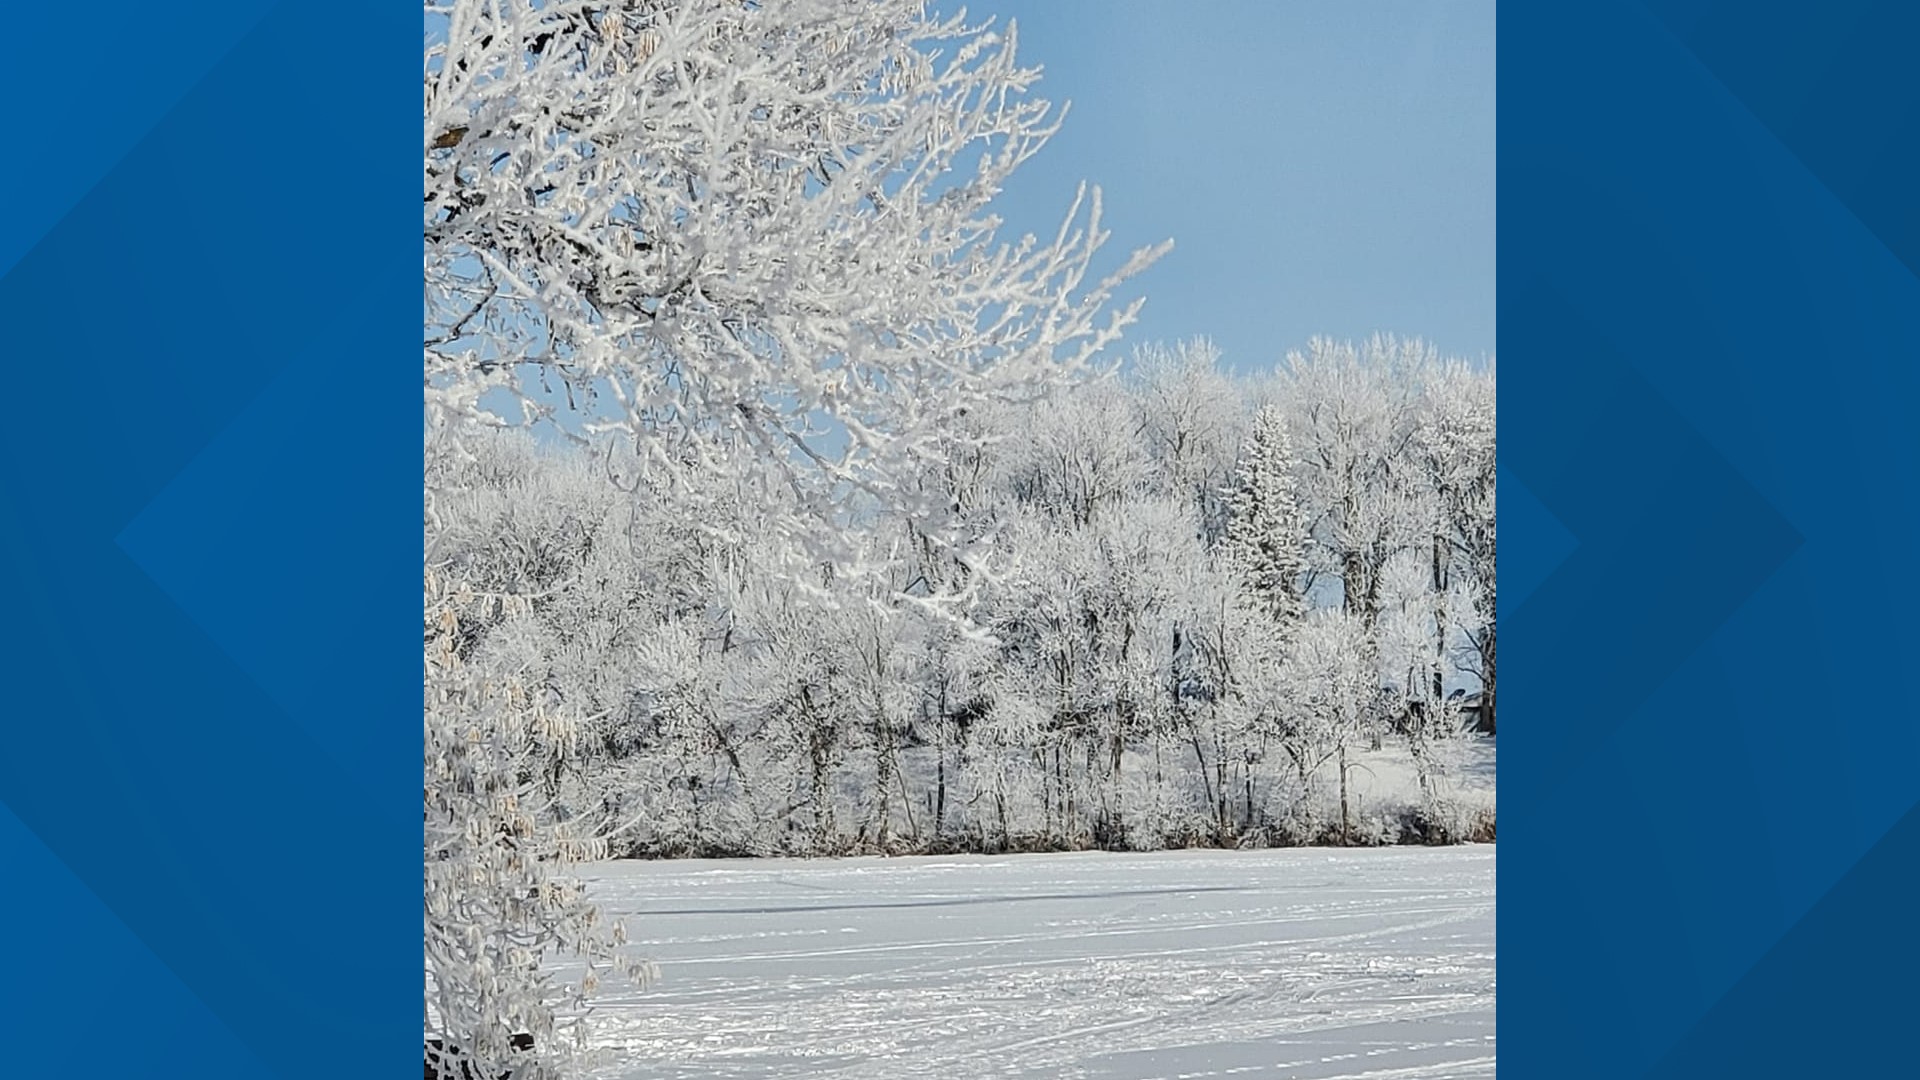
<box><xmin>428</xmin><ymin>336</ymin><xmax>1494</xmax><ymax>860</ymax></box>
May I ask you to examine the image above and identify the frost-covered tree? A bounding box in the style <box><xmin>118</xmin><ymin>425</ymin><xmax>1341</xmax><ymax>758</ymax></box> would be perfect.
<box><xmin>424</xmin><ymin>421</ymin><xmax>661</xmax><ymax>1079</ymax></box>
<box><xmin>1000</xmin><ymin>380</ymin><xmax>1150</xmax><ymax>527</ymax></box>
<box><xmin>425</xmin><ymin>0</ymin><xmax>1166</xmax><ymax>579</ymax></box>
<box><xmin>1416</xmin><ymin>358</ymin><xmax>1497</xmax><ymax>733</ymax></box>
<box><xmin>425</xmin><ymin>569</ymin><xmax>655</xmax><ymax>1080</ymax></box>
<box><xmin>1224</xmin><ymin>403</ymin><xmax>1306</xmax><ymax>624</ymax></box>
<box><xmin>1285</xmin><ymin>336</ymin><xmax>1427</xmax><ymax>626</ymax></box>
<box><xmin>1279</xmin><ymin>608</ymin><xmax>1376</xmax><ymax>845</ymax></box>
<box><xmin>1166</xmin><ymin>545</ymin><xmax>1285</xmax><ymax>842</ymax></box>
<box><xmin>1131</xmin><ymin>339</ymin><xmax>1246</xmax><ymax>540</ymax></box>
<box><xmin>1375</xmin><ymin>546</ymin><xmax>1449</xmax><ymax>799</ymax></box>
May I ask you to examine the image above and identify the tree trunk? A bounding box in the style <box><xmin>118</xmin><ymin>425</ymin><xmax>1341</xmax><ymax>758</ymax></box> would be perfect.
<box><xmin>1479</xmin><ymin>624</ymin><xmax>1497</xmax><ymax>736</ymax></box>
<box><xmin>1190</xmin><ymin>727</ymin><xmax>1217</xmax><ymax>833</ymax></box>
<box><xmin>1287</xmin><ymin>743</ymin><xmax>1316</xmax><ymax>839</ymax></box>
<box><xmin>1338</xmin><ymin>743</ymin><xmax>1351</xmax><ymax>846</ymax></box>
<box><xmin>870</xmin><ymin>637</ymin><xmax>895</xmax><ymax>852</ymax></box>
<box><xmin>996</xmin><ymin>782</ymin><xmax>1009</xmax><ymax>852</ymax></box>
<box><xmin>934</xmin><ymin>743</ymin><xmax>948</xmax><ymax>840</ymax></box>
<box><xmin>1408</xmin><ymin>701</ymin><xmax>1433</xmax><ymax>802</ymax></box>
<box><xmin>873</xmin><ymin>717</ymin><xmax>894</xmax><ymax>852</ymax></box>
<box><xmin>934</xmin><ymin>690</ymin><xmax>949</xmax><ymax>837</ymax></box>
<box><xmin>895</xmin><ymin>756</ymin><xmax>918</xmax><ymax>846</ymax></box>
<box><xmin>1243</xmin><ymin>747</ymin><xmax>1255</xmax><ymax>832</ymax></box>
<box><xmin>802</xmin><ymin>688</ymin><xmax>834</xmax><ymax>852</ymax></box>
<box><xmin>1214</xmin><ymin>728</ymin><xmax>1229</xmax><ymax>841</ymax></box>
<box><xmin>1432</xmin><ymin>534</ymin><xmax>1450</xmax><ymax>704</ymax></box>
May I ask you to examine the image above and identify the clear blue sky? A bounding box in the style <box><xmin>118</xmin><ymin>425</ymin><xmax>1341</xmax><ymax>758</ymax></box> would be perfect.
<box><xmin>962</xmin><ymin>1</ymin><xmax>1496</xmax><ymax>372</ymax></box>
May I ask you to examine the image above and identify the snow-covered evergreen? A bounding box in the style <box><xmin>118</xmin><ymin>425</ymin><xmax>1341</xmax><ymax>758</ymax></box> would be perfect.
<box><xmin>1225</xmin><ymin>403</ymin><xmax>1308</xmax><ymax>625</ymax></box>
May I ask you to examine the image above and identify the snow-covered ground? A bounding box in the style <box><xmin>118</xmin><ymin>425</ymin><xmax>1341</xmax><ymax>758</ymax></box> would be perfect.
<box><xmin>571</xmin><ymin>845</ymin><xmax>1494</xmax><ymax>1079</ymax></box>
<box><xmin>1347</xmin><ymin>733</ymin><xmax>1496</xmax><ymax>805</ymax></box>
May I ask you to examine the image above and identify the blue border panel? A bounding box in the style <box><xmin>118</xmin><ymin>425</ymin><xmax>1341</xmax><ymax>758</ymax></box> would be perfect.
<box><xmin>0</xmin><ymin>3</ymin><xmax>414</xmax><ymax>1076</ymax></box>
<box><xmin>1505</xmin><ymin>2</ymin><xmax>1920</xmax><ymax>1076</ymax></box>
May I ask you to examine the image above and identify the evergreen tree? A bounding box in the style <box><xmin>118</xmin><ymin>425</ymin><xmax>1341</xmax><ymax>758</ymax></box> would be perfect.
<box><xmin>1224</xmin><ymin>404</ymin><xmax>1307</xmax><ymax>624</ymax></box>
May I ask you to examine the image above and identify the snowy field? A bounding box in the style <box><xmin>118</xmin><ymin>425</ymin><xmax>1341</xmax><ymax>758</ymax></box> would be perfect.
<box><xmin>570</xmin><ymin>846</ymin><xmax>1494</xmax><ymax>1079</ymax></box>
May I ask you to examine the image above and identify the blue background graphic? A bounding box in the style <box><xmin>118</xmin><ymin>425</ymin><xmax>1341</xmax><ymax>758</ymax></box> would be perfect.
<box><xmin>1504</xmin><ymin>2</ymin><xmax>1920</xmax><ymax>1075</ymax></box>
<box><xmin>0</xmin><ymin>2</ymin><xmax>414</xmax><ymax>1075</ymax></box>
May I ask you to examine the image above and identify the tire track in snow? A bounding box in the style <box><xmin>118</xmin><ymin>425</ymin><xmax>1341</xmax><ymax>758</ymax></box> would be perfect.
<box><xmin>573</xmin><ymin>847</ymin><xmax>1493</xmax><ymax>1079</ymax></box>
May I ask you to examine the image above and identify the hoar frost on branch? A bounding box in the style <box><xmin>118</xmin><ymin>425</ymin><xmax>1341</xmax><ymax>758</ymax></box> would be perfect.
<box><xmin>425</xmin><ymin>0</ymin><xmax>1168</xmax><ymax>584</ymax></box>
<box><xmin>425</xmin><ymin>569</ymin><xmax>657</xmax><ymax>1080</ymax></box>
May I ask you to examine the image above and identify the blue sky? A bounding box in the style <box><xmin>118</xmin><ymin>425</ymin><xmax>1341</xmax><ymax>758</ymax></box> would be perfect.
<box><xmin>962</xmin><ymin>1</ymin><xmax>1496</xmax><ymax>372</ymax></box>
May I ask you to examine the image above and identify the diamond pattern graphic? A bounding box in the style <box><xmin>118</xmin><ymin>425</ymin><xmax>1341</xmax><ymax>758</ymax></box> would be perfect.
<box><xmin>0</xmin><ymin>1</ymin><xmax>277</xmax><ymax>279</ymax></box>
<box><xmin>1649</xmin><ymin>1</ymin><xmax>1920</xmax><ymax>282</ymax></box>
<box><xmin>1497</xmin><ymin>469</ymin><xmax>1577</xmax><ymax>620</ymax></box>
<box><xmin>0</xmin><ymin>2</ymin><xmax>415</xmax><ymax>1076</ymax></box>
<box><xmin>116</xmin><ymin>291</ymin><xmax>397</xmax><ymax>790</ymax></box>
<box><xmin>1505</xmin><ymin>2</ymin><xmax>1920</xmax><ymax>1076</ymax></box>
<box><xmin>0</xmin><ymin>801</ymin><xmax>273</xmax><ymax>1075</ymax></box>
